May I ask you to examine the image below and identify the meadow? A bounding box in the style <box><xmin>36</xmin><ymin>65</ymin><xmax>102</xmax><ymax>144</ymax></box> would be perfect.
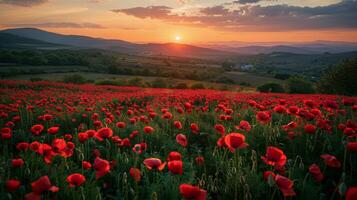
<box><xmin>0</xmin><ymin>80</ymin><xmax>356</xmax><ymax>200</ymax></box>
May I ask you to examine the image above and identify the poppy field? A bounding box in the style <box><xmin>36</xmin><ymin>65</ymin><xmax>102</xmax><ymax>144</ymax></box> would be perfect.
<box><xmin>0</xmin><ymin>80</ymin><xmax>356</xmax><ymax>200</ymax></box>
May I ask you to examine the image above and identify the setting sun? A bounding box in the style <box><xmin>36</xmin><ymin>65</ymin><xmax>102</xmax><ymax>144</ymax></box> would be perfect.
<box><xmin>175</xmin><ymin>35</ymin><xmax>181</xmax><ymax>41</ymax></box>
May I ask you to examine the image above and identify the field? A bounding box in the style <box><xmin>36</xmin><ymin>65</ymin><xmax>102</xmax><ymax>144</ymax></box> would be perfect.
<box><xmin>1</xmin><ymin>80</ymin><xmax>356</xmax><ymax>199</ymax></box>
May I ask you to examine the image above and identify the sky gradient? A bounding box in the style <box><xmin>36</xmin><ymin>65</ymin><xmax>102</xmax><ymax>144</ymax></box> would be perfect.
<box><xmin>0</xmin><ymin>0</ymin><xmax>356</xmax><ymax>44</ymax></box>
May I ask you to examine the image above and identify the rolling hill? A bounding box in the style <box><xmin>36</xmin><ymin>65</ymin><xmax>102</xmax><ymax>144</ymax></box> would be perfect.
<box><xmin>0</xmin><ymin>32</ymin><xmax>64</xmax><ymax>49</ymax></box>
<box><xmin>0</xmin><ymin>28</ymin><xmax>232</xmax><ymax>58</ymax></box>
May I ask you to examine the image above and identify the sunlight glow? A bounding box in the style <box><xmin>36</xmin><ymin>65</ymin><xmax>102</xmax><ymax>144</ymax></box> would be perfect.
<box><xmin>175</xmin><ymin>35</ymin><xmax>181</xmax><ymax>41</ymax></box>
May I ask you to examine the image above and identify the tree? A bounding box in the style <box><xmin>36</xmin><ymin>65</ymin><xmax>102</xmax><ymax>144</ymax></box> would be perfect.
<box><xmin>317</xmin><ymin>59</ymin><xmax>357</xmax><ymax>96</ymax></box>
<box><xmin>191</xmin><ymin>83</ymin><xmax>205</xmax><ymax>89</ymax></box>
<box><xmin>62</xmin><ymin>74</ymin><xmax>86</xmax><ymax>84</ymax></box>
<box><xmin>286</xmin><ymin>77</ymin><xmax>315</xmax><ymax>94</ymax></box>
<box><xmin>257</xmin><ymin>83</ymin><xmax>285</xmax><ymax>93</ymax></box>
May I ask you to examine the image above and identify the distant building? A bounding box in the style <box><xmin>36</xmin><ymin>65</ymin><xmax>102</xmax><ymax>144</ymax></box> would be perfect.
<box><xmin>232</xmin><ymin>64</ymin><xmax>254</xmax><ymax>71</ymax></box>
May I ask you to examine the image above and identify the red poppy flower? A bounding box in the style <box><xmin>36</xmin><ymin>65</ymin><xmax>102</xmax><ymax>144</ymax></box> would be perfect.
<box><xmin>31</xmin><ymin>176</ymin><xmax>58</xmax><ymax>194</ymax></box>
<box><xmin>16</xmin><ymin>142</ymin><xmax>29</xmax><ymax>151</ymax></box>
<box><xmin>143</xmin><ymin>158</ymin><xmax>166</xmax><ymax>171</ymax></box>
<box><xmin>309</xmin><ymin>164</ymin><xmax>324</xmax><ymax>182</ymax></box>
<box><xmin>143</xmin><ymin>126</ymin><xmax>154</xmax><ymax>134</ymax></box>
<box><xmin>78</xmin><ymin>132</ymin><xmax>89</xmax><ymax>143</ymax></box>
<box><xmin>85</xmin><ymin>130</ymin><xmax>96</xmax><ymax>138</ymax></box>
<box><xmin>190</xmin><ymin>123</ymin><xmax>199</xmax><ymax>134</ymax></box>
<box><xmin>93</xmin><ymin>157</ymin><xmax>110</xmax><ymax>179</ymax></box>
<box><xmin>120</xmin><ymin>138</ymin><xmax>131</xmax><ymax>147</ymax></box>
<box><xmin>179</xmin><ymin>184</ymin><xmax>206</xmax><ymax>200</ymax></box>
<box><xmin>304</xmin><ymin>124</ymin><xmax>317</xmax><ymax>134</ymax></box>
<box><xmin>1</xmin><ymin>127</ymin><xmax>12</xmax><ymax>139</ymax></box>
<box><xmin>66</xmin><ymin>173</ymin><xmax>86</xmax><ymax>187</ymax></box>
<box><xmin>184</xmin><ymin>102</ymin><xmax>192</xmax><ymax>110</ymax></box>
<box><xmin>261</xmin><ymin>146</ymin><xmax>287</xmax><ymax>168</ymax></box>
<box><xmin>320</xmin><ymin>154</ymin><xmax>341</xmax><ymax>168</ymax></box>
<box><xmin>214</xmin><ymin>124</ymin><xmax>225</xmax><ymax>135</ymax></box>
<box><xmin>96</xmin><ymin>127</ymin><xmax>113</xmax><ymax>140</ymax></box>
<box><xmin>12</xmin><ymin>158</ymin><xmax>24</xmax><ymax>168</ymax></box>
<box><xmin>31</xmin><ymin>124</ymin><xmax>44</xmax><ymax>136</ymax></box>
<box><xmin>256</xmin><ymin>111</ymin><xmax>271</xmax><ymax>124</ymax></box>
<box><xmin>235</xmin><ymin>120</ymin><xmax>251</xmax><ymax>132</ymax></box>
<box><xmin>47</xmin><ymin>126</ymin><xmax>59</xmax><ymax>134</ymax></box>
<box><xmin>168</xmin><ymin>160</ymin><xmax>183</xmax><ymax>175</ymax></box>
<box><xmin>130</xmin><ymin>130</ymin><xmax>139</xmax><ymax>139</ymax></box>
<box><xmin>346</xmin><ymin>187</ymin><xmax>357</xmax><ymax>200</ymax></box>
<box><xmin>275</xmin><ymin>174</ymin><xmax>296</xmax><ymax>197</ymax></box>
<box><xmin>116</xmin><ymin>122</ymin><xmax>126</xmax><ymax>128</ymax></box>
<box><xmin>176</xmin><ymin>134</ymin><xmax>188</xmax><ymax>147</ymax></box>
<box><xmin>274</xmin><ymin>105</ymin><xmax>286</xmax><ymax>114</ymax></box>
<box><xmin>224</xmin><ymin>133</ymin><xmax>248</xmax><ymax>153</ymax></box>
<box><xmin>130</xmin><ymin>167</ymin><xmax>141</xmax><ymax>182</ymax></box>
<box><xmin>287</xmin><ymin>106</ymin><xmax>299</xmax><ymax>114</ymax></box>
<box><xmin>82</xmin><ymin>161</ymin><xmax>92</xmax><ymax>169</ymax></box>
<box><xmin>132</xmin><ymin>143</ymin><xmax>147</xmax><ymax>154</ymax></box>
<box><xmin>168</xmin><ymin>151</ymin><xmax>182</xmax><ymax>161</ymax></box>
<box><xmin>43</xmin><ymin>114</ymin><xmax>53</xmax><ymax>121</ymax></box>
<box><xmin>174</xmin><ymin>121</ymin><xmax>183</xmax><ymax>129</ymax></box>
<box><xmin>6</xmin><ymin>179</ymin><xmax>21</xmax><ymax>192</ymax></box>
<box><xmin>347</xmin><ymin>142</ymin><xmax>357</xmax><ymax>152</ymax></box>
<box><xmin>195</xmin><ymin>156</ymin><xmax>204</xmax><ymax>166</ymax></box>
<box><xmin>263</xmin><ymin>171</ymin><xmax>276</xmax><ymax>182</ymax></box>
<box><xmin>282</xmin><ymin>121</ymin><xmax>298</xmax><ymax>132</ymax></box>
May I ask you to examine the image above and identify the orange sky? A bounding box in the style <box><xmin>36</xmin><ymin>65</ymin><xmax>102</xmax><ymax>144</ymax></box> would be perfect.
<box><xmin>0</xmin><ymin>0</ymin><xmax>356</xmax><ymax>44</ymax></box>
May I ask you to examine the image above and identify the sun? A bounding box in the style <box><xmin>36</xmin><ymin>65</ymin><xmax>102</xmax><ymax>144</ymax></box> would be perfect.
<box><xmin>175</xmin><ymin>35</ymin><xmax>181</xmax><ymax>41</ymax></box>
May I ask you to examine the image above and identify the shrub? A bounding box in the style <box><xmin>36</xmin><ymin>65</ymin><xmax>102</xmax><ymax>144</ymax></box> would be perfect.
<box><xmin>62</xmin><ymin>74</ymin><xmax>86</xmax><ymax>84</ymax></box>
<box><xmin>239</xmin><ymin>82</ymin><xmax>251</xmax><ymax>86</ymax></box>
<box><xmin>274</xmin><ymin>73</ymin><xmax>291</xmax><ymax>80</ymax></box>
<box><xmin>151</xmin><ymin>78</ymin><xmax>167</xmax><ymax>88</ymax></box>
<box><xmin>30</xmin><ymin>77</ymin><xmax>43</xmax><ymax>82</ymax></box>
<box><xmin>190</xmin><ymin>83</ymin><xmax>205</xmax><ymax>89</ymax></box>
<box><xmin>317</xmin><ymin>59</ymin><xmax>357</xmax><ymax>96</ymax></box>
<box><xmin>128</xmin><ymin>77</ymin><xmax>143</xmax><ymax>87</ymax></box>
<box><xmin>286</xmin><ymin>77</ymin><xmax>315</xmax><ymax>94</ymax></box>
<box><xmin>257</xmin><ymin>82</ymin><xmax>285</xmax><ymax>93</ymax></box>
<box><xmin>215</xmin><ymin>76</ymin><xmax>235</xmax><ymax>84</ymax></box>
<box><xmin>174</xmin><ymin>83</ymin><xmax>188</xmax><ymax>89</ymax></box>
<box><xmin>95</xmin><ymin>79</ymin><xmax>127</xmax><ymax>86</ymax></box>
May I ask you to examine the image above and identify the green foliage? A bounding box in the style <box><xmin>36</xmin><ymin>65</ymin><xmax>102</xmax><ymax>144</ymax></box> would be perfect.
<box><xmin>128</xmin><ymin>77</ymin><xmax>144</xmax><ymax>87</ymax></box>
<box><xmin>257</xmin><ymin>82</ymin><xmax>285</xmax><ymax>93</ymax></box>
<box><xmin>95</xmin><ymin>79</ymin><xmax>127</xmax><ymax>86</ymax></box>
<box><xmin>190</xmin><ymin>83</ymin><xmax>205</xmax><ymax>89</ymax></box>
<box><xmin>215</xmin><ymin>76</ymin><xmax>235</xmax><ymax>84</ymax></box>
<box><xmin>222</xmin><ymin>61</ymin><xmax>235</xmax><ymax>71</ymax></box>
<box><xmin>286</xmin><ymin>77</ymin><xmax>315</xmax><ymax>94</ymax></box>
<box><xmin>274</xmin><ymin>73</ymin><xmax>291</xmax><ymax>80</ymax></box>
<box><xmin>317</xmin><ymin>59</ymin><xmax>357</xmax><ymax>96</ymax></box>
<box><xmin>151</xmin><ymin>78</ymin><xmax>167</xmax><ymax>88</ymax></box>
<box><xmin>62</xmin><ymin>74</ymin><xmax>86</xmax><ymax>84</ymax></box>
<box><xmin>239</xmin><ymin>82</ymin><xmax>252</xmax><ymax>86</ymax></box>
<box><xmin>30</xmin><ymin>77</ymin><xmax>43</xmax><ymax>82</ymax></box>
<box><xmin>173</xmin><ymin>82</ymin><xmax>188</xmax><ymax>89</ymax></box>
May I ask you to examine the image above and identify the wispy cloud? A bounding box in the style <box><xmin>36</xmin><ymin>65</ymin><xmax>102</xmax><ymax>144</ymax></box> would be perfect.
<box><xmin>0</xmin><ymin>0</ymin><xmax>48</xmax><ymax>7</ymax></box>
<box><xmin>111</xmin><ymin>0</ymin><xmax>357</xmax><ymax>31</ymax></box>
<box><xmin>5</xmin><ymin>22</ymin><xmax>105</xmax><ymax>29</ymax></box>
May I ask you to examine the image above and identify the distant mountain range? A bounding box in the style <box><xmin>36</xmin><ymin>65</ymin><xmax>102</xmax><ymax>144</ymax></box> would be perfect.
<box><xmin>0</xmin><ymin>28</ymin><xmax>231</xmax><ymax>58</ymax></box>
<box><xmin>1</xmin><ymin>28</ymin><xmax>357</xmax><ymax>58</ymax></box>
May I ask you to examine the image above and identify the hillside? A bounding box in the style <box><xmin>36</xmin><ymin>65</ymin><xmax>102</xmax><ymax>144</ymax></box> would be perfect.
<box><xmin>0</xmin><ymin>32</ymin><xmax>64</xmax><ymax>49</ymax></box>
<box><xmin>1</xmin><ymin>28</ymin><xmax>232</xmax><ymax>59</ymax></box>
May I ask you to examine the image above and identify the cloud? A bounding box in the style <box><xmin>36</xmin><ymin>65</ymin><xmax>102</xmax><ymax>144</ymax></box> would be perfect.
<box><xmin>5</xmin><ymin>22</ymin><xmax>105</xmax><ymax>29</ymax></box>
<box><xmin>111</xmin><ymin>1</ymin><xmax>357</xmax><ymax>31</ymax></box>
<box><xmin>233</xmin><ymin>0</ymin><xmax>261</xmax><ymax>4</ymax></box>
<box><xmin>200</xmin><ymin>6</ymin><xmax>229</xmax><ymax>16</ymax></box>
<box><xmin>0</xmin><ymin>0</ymin><xmax>48</xmax><ymax>7</ymax></box>
<box><xmin>111</xmin><ymin>6</ymin><xmax>172</xmax><ymax>19</ymax></box>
